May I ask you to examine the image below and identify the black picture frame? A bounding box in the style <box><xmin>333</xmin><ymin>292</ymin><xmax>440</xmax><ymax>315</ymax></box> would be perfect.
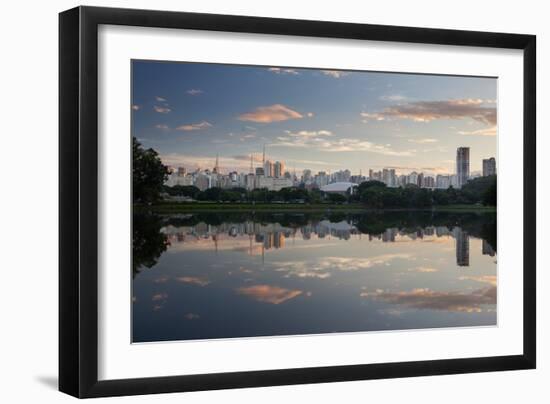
<box><xmin>59</xmin><ymin>5</ymin><xmax>536</xmax><ymax>398</ymax></box>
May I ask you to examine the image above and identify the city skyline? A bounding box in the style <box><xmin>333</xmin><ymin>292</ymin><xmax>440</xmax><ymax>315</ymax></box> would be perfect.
<box><xmin>132</xmin><ymin>61</ymin><xmax>497</xmax><ymax>177</ymax></box>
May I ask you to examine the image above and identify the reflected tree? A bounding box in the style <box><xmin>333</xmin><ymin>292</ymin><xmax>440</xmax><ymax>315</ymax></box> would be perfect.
<box><xmin>133</xmin><ymin>213</ymin><xmax>169</xmax><ymax>278</ymax></box>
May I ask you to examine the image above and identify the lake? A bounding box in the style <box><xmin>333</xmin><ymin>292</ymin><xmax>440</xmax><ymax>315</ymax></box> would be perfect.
<box><xmin>132</xmin><ymin>210</ymin><xmax>497</xmax><ymax>342</ymax></box>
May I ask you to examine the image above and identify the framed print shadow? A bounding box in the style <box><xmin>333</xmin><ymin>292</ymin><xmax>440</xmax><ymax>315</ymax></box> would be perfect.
<box><xmin>59</xmin><ymin>6</ymin><xmax>536</xmax><ymax>398</ymax></box>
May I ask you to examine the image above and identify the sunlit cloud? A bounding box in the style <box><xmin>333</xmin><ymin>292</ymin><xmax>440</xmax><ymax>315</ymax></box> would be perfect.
<box><xmin>131</xmin><ymin>104</ymin><xmax>140</xmax><ymax>111</ymax></box>
<box><xmin>306</xmin><ymin>112</ymin><xmax>314</xmax><ymax>117</ymax></box>
<box><xmin>321</xmin><ymin>70</ymin><xmax>351</xmax><ymax>78</ymax></box>
<box><xmin>361</xmin><ymin>112</ymin><xmax>386</xmax><ymax>123</ymax></box>
<box><xmin>155</xmin><ymin>124</ymin><xmax>169</xmax><ymax>130</ymax></box>
<box><xmin>271</xmin><ymin>135</ymin><xmax>415</xmax><ymax>156</ymax></box>
<box><xmin>458</xmin><ymin>126</ymin><xmax>497</xmax><ymax>136</ymax></box>
<box><xmin>275</xmin><ymin>254</ymin><xmax>413</xmax><ymax>279</ymax></box>
<box><xmin>361</xmin><ymin>99</ymin><xmax>496</xmax><ymax>125</ymax></box>
<box><xmin>186</xmin><ymin>89</ymin><xmax>203</xmax><ymax>95</ymax></box>
<box><xmin>361</xmin><ymin>286</ymin><xmax>496</xmax><ymax>313</ymax></box>
<box><xmin>380</xmin><ymin>94</ymin><xmax>407</xmax><ymax>101</ymax></box>
<box><xmin>176</xmin><ymin>276</ymin><xmax>211</xmax><ymax>287</ymax></box>
<box><xmin>176</xmin><ymin>121</ymin><xmax>212</xmax><ymax>131</ymax></box>
<box><xmin>408</xmin><ymin>266</ymin><xmax>439</xmax><ymax>273</ymax></box>
<box><xmin>236</xmin><ymin>285</ymin><xmax>302</xmax><ymax>304</ymax></box>
<box><xmin>238</xmin><ymin>104</ymin><xmax>303</xmax><ymax>123</ymax></box>
<box><xmin>408</xmin><ymin>138</ymin><xmax>438</xmax><ymax>144</ymax></box>
<box><xmin>155</xmin><ymin>96</ymin><xmax>167</xmax><ymax>102</ymax></box>
<box><xmin>154</xmin><ymin>105</ymin><xmax>171</xmax><ymax>114</ymax></box>
<box><xmin>267</xmin><ymin>67</ymin><xmax>299</xmax><ymax>75</ymax></box>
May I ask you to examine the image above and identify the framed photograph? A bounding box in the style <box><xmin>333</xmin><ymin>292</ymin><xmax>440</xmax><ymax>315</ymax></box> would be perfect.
<box><xmin>59</xmin><ymin>6</ymin><xmax>536</xmax><ymax>398</ymax></box>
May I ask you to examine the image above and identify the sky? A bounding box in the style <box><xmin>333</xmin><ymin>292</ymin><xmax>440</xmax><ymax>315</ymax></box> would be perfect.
<box><xmin>132</xmin><ymin>60</ymin><xmax>497</xmax><ymax>176</ymax></box>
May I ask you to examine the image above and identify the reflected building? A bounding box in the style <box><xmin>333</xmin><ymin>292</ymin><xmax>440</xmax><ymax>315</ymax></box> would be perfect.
<box><xmin>482</xmin><ymin>240</ymin><xmax>496</xmax><ymax>256</ymax></box>
<box><xmin>454</xmin><ymin>227</ymin><xmax>470</xmax><ymax>266</ymax></box>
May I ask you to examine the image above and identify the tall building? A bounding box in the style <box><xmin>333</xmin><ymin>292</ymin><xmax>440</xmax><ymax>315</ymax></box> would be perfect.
<box><xmin>213</xmin><ymin>154</ymin><xmax>219</xmax><ymax>174</ymax></box>
<box><xmin>264</xmin><ymin>160</ymin><xmax>273</xmax><ymax>177</ymax></box>
<box><xmin>274</xmin><ymin>161</ymin><xmax>284</xmax><ymax>178</ymax></box>
<box><xmin>482</xmin><ymin>157</ymin><xmax>496</xmax><ymax>177</ymax></box>
<box><xmin>382</xmin><ymin>168</ymin><xmax>396</xmax><ymax>187</ymax></box>
<box><xmin>456</xmin><ymin>147</ymin><xmax>470</xmax><ymax>188</ymax></box>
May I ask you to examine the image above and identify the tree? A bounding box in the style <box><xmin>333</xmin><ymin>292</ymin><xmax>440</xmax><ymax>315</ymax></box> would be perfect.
<box><xmin>133</xmin><ymin>137</ymin><xmax>169</xmax><ymax>204</ymax></box>
<box><xmin>483</xmin><ymin>178</ymin><xmax>497</xmax><ymax>206</ymax></box>
<box><xmin>327</xmin><ymin>193</ymin><xmax>347</xmax><ymax>204</ymax></box>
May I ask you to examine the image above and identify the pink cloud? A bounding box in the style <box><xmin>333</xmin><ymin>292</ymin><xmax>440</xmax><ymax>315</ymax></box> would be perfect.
<box><xmin>238</xmin><ymin>104</ymin><xmax>303</xmax><ymax>123</ymax></box>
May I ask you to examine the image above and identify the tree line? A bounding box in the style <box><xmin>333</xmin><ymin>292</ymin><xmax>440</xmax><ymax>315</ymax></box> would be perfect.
<box><xmin>163</xmin><ymin>176</ymin><xmax>496</xmax><ymax>208</ymax></box>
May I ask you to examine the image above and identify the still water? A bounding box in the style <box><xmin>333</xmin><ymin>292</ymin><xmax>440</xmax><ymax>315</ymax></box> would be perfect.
<box><xmin>132</xmin><ymin>211</ymin><xmax>497</xmax><ymax>342</ymax></box>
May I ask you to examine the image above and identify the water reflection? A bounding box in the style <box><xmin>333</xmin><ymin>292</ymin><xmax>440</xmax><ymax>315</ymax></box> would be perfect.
<box><xmin>132</xmin><ymin>211</ymin><xmax>497</xmax><ymax>342</ymax></box>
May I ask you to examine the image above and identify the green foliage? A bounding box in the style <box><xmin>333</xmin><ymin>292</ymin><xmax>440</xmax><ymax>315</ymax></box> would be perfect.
<box><xmin>327</xmin><ymin>193</ymin><xmax>348</xmax><ymax>204</ymax></box>
<box><xmin>133</xmin><ymin>137</ymin><xmax>169</xmax><ymax>204</ymax></box>
<box><xmin>482</xmin><ymin>176</ymin><xmax>497</xmax><ymax>206</ymax></box>
<box><xmin>163</xmin><ymin>185</ymin><xmax>200</xmax><ymax>198</ymax></box>
<box><xmin>160</xmin><ymin>176</ymin><xmax>497</xmax><ymax>209</ymax></box>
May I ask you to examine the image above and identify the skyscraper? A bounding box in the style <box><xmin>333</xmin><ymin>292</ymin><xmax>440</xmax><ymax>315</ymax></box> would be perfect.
<box><xmin>274</xmin><ymin>161</ymin><xmax>284</xmax><ymax>178</ymax></box>
<box><xmin>456</xmin><ymin>147</ymin><xmax>470</xmax><ymax>188</ymax></box>
<box><xmin>482</xmin><ymin>157</ymin><xmax>496</xmax><ymax>177</ymax></box>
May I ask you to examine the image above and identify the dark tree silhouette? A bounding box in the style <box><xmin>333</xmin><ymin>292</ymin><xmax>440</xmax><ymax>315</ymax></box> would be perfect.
<box><xmin>133</xmin><ymin>137</ymin><xmax>169</xmax><ymax>204</ymax></box>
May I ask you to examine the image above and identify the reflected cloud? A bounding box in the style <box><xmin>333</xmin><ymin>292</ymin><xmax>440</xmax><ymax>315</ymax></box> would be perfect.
<box><xmin>361</xmin><ymin>286</ymin><xmax>496</xmax><ymax>313</ymax></box>
<box><xmin>459</xmin><ymin>275</ymin><xmax>497</xmax><ymax>286</ymax></box>
<box><xmin>176</xmin><ymin>276</ymin><xmax>211</xmax><ymax>287</ymax></box>
<box><xmin>236</xmin><ymin>285</ymin><xmax>302</xmax><ymax>304</ymax></box>
<box><xmin>152</xmin><ymin>293</ymin><xmax>168</xmax><ymax>301</ymax></box>
<box><xmin>408</xmin><ymin>266</ymin><xmax>438</xmax><ymax>273</ymax></box>
<box><xmin>275</xmin><ymin>254</ymin><xmax>412</xmax><ymax>279</ymax></box>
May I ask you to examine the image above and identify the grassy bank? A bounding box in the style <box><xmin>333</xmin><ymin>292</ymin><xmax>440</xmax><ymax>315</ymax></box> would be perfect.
<box><xmin>135</xmin><ymin>202</ymin><xmax>496</xmax><ymax>214</ymax></box>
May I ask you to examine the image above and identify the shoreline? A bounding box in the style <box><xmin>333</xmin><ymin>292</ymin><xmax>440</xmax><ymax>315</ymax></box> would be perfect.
<box><xmin>135</xmin><ymin>202</ymin><xmax>496</xmax><ymax>214</ymax></box>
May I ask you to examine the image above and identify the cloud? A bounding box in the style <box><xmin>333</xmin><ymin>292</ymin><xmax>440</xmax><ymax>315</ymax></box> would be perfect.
<box><xmin>236</xmin><ymin>285</ymin><xmax>302</xmax><ymax>304</ymax></box>
<box><xmin>284</xmin><ymin>130</ymin><xmax>333</xmax><ymax>138</ymax></box>
<box><xmin>238</xmin><ymin>104</ymin><xmax>303</xmax><ymax>123</ymax></box>
<box><xmin>408</xmin><ymin>266</ymin><xmax>439</xmax><ymax>273</ymax></box>
<box><xmin>271</xmin><ymin>135</ymin><xmax>415</xmax><ymax>156</ymax></box>
<box><xmin>155</xmin><ymin>124</ymin><xmax>169</xmax><ymax>130</ymax></box>
<box><xmin>307</xmin><ymin>112</ymin><xmax>314</xmax><ymax>117</ymax></box>
<box><xmin>184</xmin><ymin>313</ymin><xmax>200</xmax><ymax>320</ymax></box>
<box><xmin>154</xmin><ymin>105</ymin><xmax>171</xmax><ymax>114</ymax></box>
<box><xmin>459</xmin><ymin>275</ymin><xmax>497</xmax><ymax>286</ymax></box>
<box><xmin>458</xmin><ymin>126</ymin><xmax>497</xmax><ymax>136</ymax></box>
<box><xmin>155</xmin><ymin>96</ymin><xmax>167</xmax><ymax>102</ymax></box>
<box><xmin>151</xmin><ymin>293</ymin><xmax>168</xmax><ymax>302</ymax></box>
<box><xmin>361</xmin><ymin>99</ymin><xmax>496</xmax><ymax>125</ymax></box>
<box><xmin>233</xmin><ymin>154</ymin><xmax>263</xmax><ymax>163</ymax></box>
<box><xmin>176</xmin><ymin>276</ymin><xmax>211</xmax><ymax>287</ymax></box>
<box><xmin>267</xmin><ymin>67</ymin><xmax>299</xmax><ymax>75</ymax></box>
<box><xmin>408</xmin><ymin>138</ymin><xmax>438</xmax><ymax>144</ymax></box>
<box><xmin>380</xmin><ymin>95</ymin><xmax>407</xmax><ymax>101</ymax></box>
<box><xmin>275</xmin><ymin>254</ymin><xmax>412</xmax><ymax>279</ymax></box>
<box><xmin>132</xmin><ymin>104</ymin><xmax>140</xmax><ymax>111</ymax></box>
<box><xmin>361</xmin><ymin>286</ymin><xmax>496</xmax><ymax>313</ymax></box>
<box><xmin>321</xmin><ymin>70</ymin><xmax>350</xmax><ymax>78</ymax></box>
<box><xmin>186</xmin><ymin>89</ymin><xmax>203</xmax><ymax>95</ymax></box>
<box><xmin>176</xmin><ymin>121</ymin><xmax>212</xmax><ymax>131</ymax></box>
<box><xmin>361</xmin><ymin>112</ymin><xmax>386</xmax><ymax>123</ymax></box>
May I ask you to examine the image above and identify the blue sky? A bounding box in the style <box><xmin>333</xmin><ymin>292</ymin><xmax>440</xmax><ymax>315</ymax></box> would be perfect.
<box><xmin>132</xmin><ymin>60</ymin><xmax>497</xmax><ymax>176</ymax></box>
